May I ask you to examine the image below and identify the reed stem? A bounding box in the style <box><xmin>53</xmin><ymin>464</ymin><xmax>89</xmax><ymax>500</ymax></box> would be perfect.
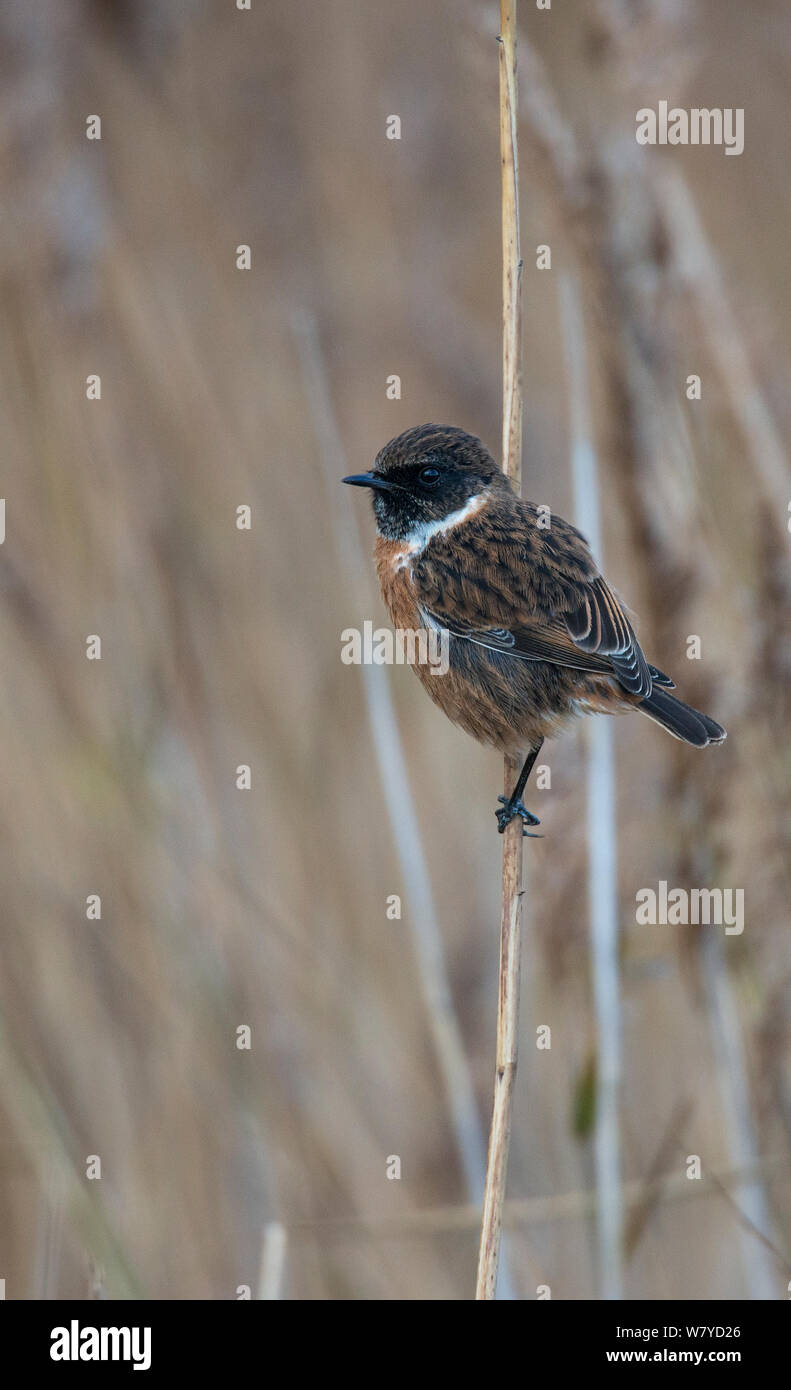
<box><xmin>475</xmin><ymin>0</ymin><xmax>524</xmax><ymax>1302</ymax></box>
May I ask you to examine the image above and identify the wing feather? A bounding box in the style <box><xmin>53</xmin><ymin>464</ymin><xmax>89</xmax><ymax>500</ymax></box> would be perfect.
<box><xmin>563</xmin><ymin>577</ymin><xmax>652</xmax><ymax>697</ymax></box>
<box><xmin>412</xmin><ymin>501</ymin><xmax>658</xmax><ymax>699</ymax></box>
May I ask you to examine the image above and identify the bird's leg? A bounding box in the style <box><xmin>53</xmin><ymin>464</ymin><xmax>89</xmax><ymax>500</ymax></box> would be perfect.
<box><xmin>496</xmin><ymin>739</ymin><xmax>544</xmax><ymax>837</ymax></box>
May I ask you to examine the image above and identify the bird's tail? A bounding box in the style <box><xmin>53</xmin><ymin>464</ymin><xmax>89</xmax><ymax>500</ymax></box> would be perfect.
<box><xmin>638</xmin><ymin>686</ymin><xmax>727</xmax><ymax>747</ymax></box>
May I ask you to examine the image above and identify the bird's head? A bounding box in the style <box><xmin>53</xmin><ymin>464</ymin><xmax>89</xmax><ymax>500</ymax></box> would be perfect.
<box><xmin>343</xmin><ymin>424</ymin><xmax>505</xmax><ymax>541</ymax></box>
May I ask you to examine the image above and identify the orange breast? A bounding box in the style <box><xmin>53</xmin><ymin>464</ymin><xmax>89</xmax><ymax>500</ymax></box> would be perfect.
<box><xmin>374</xmin><ymin>536</ymin><xmax>422</xmax><ymax>631</ymax></box>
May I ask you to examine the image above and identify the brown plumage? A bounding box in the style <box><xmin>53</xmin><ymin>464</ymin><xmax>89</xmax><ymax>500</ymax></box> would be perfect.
<box><xmin>345</xmin><ymin>424</ymin><xmax>725</xmax><ymax>833</ymax></box>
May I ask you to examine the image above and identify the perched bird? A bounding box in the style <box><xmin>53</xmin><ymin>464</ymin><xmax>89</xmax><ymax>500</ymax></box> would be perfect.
<box><xmin>344</xmin><ymin>424</ymin><xmax>726</xmax><ymax>835</ymax></box>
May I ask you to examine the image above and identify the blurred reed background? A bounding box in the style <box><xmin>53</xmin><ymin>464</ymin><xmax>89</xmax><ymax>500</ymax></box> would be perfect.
<box><xmin>0</xmin><ymin>0</ymin><xmax>789</xmax><ymax>1299</ymax></box>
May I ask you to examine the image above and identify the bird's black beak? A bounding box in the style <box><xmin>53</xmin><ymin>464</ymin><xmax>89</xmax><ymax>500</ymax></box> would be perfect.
<box><xmin>342</xmin><ymin>472</ymin><xmax>396</xmax><ymax>493</ymax></box>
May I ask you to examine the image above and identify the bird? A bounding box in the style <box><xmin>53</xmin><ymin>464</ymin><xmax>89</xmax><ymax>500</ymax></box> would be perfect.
<box><xmin>343</xmin><ymin>424</ymin><xmax>726</xmax><ymax>836</ymax></box>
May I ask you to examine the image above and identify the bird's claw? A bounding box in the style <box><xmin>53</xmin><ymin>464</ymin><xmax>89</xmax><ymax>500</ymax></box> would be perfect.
<box><xmin>495</xmin><ymin>795</ymin><xmax>542</xmax><ymax>837</ymax></box>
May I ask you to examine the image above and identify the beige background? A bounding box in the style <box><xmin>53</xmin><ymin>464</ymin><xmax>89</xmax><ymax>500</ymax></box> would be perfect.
<box><xmin>0</xmin><ymin>0</ymin><xmax>789</xmax><ymax>1298</ymax></box>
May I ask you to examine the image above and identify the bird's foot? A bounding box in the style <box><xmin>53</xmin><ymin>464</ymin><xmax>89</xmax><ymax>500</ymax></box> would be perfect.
<box><xmin>495</xmin><ymin>795</ymin><xmax>542</xmax><ymax>837</ymax></box>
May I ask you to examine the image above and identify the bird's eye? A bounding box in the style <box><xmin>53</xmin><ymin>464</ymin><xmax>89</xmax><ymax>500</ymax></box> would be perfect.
<box><xmin>419</xmin><ymin>466</ymin><xmax>440</xmax><ymax>486</ymax></box>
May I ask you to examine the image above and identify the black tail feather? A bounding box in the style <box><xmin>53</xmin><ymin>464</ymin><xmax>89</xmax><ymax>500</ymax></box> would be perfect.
<box><xmin>639</xmin><ymin>686</ymin><xmax>727</xmax><ymax>747</ymax></box>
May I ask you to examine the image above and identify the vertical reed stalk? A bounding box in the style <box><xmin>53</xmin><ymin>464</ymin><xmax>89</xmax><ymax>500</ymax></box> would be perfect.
<box><xmin>475</xmin><ymin>0</ymin><xmax>523</xmax><ymax>1302</ymax></box>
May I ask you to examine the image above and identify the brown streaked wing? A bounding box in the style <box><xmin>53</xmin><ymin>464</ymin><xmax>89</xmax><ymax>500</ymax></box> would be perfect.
<box><xmin>562</xmin><ymin>576</ymin><xmax>652</xmax><ymax>697</ymax></box>
<box><xmin>421</xmin><ymin>605</ymin><xmax>620</xmax><ymax>678</ymax></box>
<box><xmin>413</xmin><ymin>518</ymin><xmax>655</xmax><ymax>697</ymax></box>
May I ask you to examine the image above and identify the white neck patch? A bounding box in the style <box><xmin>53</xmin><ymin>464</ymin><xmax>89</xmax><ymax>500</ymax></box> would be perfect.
<box><xmin>400</xmin><ymin>490</ymin><xmax>487</xmax><ymax>555</ymax></box>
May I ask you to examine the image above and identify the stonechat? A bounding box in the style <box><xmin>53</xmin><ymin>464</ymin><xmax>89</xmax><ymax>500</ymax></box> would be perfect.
<box><xmin>344</xmin><ymin>424</ymin><xmax>725</xmax><ymax>835</ymax></box>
